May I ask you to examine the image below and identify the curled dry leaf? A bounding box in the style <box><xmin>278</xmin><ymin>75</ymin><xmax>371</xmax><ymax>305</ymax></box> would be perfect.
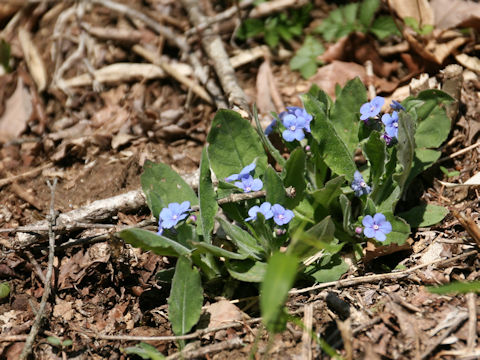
<box><xmin>455</xmin><ymin>54</ymin><xmax>480</xmax><ymax>73</ymax></box>
<box><xmin>0</xmin><ymin>77</ymin><xmax>32</xmax><ymax>143</ymax></box>
<box><xmin>18</xmin><ymin>28</ymin><xmax>47</xmax><ymax>92</ymax></box>
<box><xmin>388</xmin><ymin>0</ymin><xmax>434</xmax><ymax>26</ymax></box>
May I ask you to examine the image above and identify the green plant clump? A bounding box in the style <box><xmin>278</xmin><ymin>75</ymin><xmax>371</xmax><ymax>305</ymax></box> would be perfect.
<box><xmin>118</xmin><ymin>79</ymin><xmax>452</xmax><ymax>348</ymax></box>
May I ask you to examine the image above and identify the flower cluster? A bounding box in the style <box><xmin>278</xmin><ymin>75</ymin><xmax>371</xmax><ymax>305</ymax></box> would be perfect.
<box><xmin>279</xmin><ymin>107</ymin><xmax>313</xmax><ymax>142</ymax></box>
<box><xmin>246</xmin><ymin>202</ymin><xmax>294</xmax><ymax>226</ymax></box>
<box><xmin>360</xmin><ymin>97</ymin><xmax>405</xmax><ymax>145</ymax></box>
<box><xmin>225</xmin><ymin>162</ymin><xmax>263</xmax><ymax>193</ymax></box>
<box><xmin>157</xmin><ymin>201</ymin><xmax>191</xmax><ymax>235</ymax></box>
<box><xmin>362</xmin><ymin>213</ymin><xmax>392</xmax><ymax>242</ymax></box>
<box><xmin>351</xmin><ymin>171</ymin><xmax>371</xmax><ymax>197</ymax></box>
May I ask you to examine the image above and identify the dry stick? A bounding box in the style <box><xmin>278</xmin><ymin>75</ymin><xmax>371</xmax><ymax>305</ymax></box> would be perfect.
<box><xmin>289</xmin><ymin>250</ymin><xmax>478</xmax><ymax>295</ymax></box>
<box><xmin>90</xmin><ymin>0</ymin><xmax>226</xmax><ymax>108</ymax></box>
<box><xmin>132</xmin><ymin>44</ymin><xmax>212</xmax><ymax>104</ymax></box>
<box><xmin>0</xmin><ymin>162</ymin><xmax>53</xmax><ymax>188</ymax></box>
<box><xmin>437</xmin><ymin>141</ymin><xmax>480</xmax><ymax>163</ymax></box>
<box><xmin>365</xmin><ymin>60</ymin><xmax>376</xmax><ymax>100</ymax></box>
<box><xmin>301</xmin><ymin>303</ymin><xmax>313</xmax><ymax>360</ymax></box>
<box><xmin>181</xmin><ymin>0</ymin><xmax>250</xmax><ymax>112</ymax></box>
<box><xmin>466</xmin><ymin>293</ymin><xmax>477</xmax><ymax>351</ymax></box>
<box><xmin>166</xmin><ymin>338</ymin><xmax>244</xmax><ymax>360</ymax></box>
<box><xmin>19</xmin><ymin>179</ymin><xmax>58</xmax><ymax>360</ymax></box>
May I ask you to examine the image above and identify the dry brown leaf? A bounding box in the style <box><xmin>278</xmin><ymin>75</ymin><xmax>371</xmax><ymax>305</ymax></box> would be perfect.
<box><xmin>388</xmin><ymin>0</ymin><xmax>434</xmax><ymax>26</ymax></box>
<box><xmin>53</xmin><ymin>298</ymin><xmax>74</xmax><ymax>321</ymax></box>
<box><xmin>431</xmin><ymin>0</ymin><xmax>480</xmax><ymax>30</ymax></box>
<box><xmin>456</xmin><ymin>54</ymin><xmax>480</xmax><ymax>73</ymax></box>
<box><xmin>18</xmin><ymin>28</ymin><xmax>47</xmax><ymax>92</ymax></box>
<box><xmin>309</xmin><ymin>61</ymin><xmax>366</xmax><ymax>98</ymax></box>
<box><xmin>0</xmin><ymin>77</ymin><xmax>32</xmax><ymax>143</ymax></box>
<box><xmin>206</xmin><ymin>300</ymin><xmax>246</xmax><ymax>328</ymax></box>
<box><xmin>256</xmin><ymin>61</ymin><xmax>276</xmax><ymax>115</ymax></box>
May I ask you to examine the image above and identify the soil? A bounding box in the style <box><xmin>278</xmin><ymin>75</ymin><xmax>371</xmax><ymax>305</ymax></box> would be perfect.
<box><xmin>1</xmin><ymin>1</ymin><xmax>480</xmax><ymax>359</ymax></box>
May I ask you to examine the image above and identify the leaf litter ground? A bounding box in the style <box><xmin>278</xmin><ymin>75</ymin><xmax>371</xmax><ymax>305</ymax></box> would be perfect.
<box><xmin>1</xmin><ymin>1</ymin><xmax>480</xmax><ymax>359</ymax></box>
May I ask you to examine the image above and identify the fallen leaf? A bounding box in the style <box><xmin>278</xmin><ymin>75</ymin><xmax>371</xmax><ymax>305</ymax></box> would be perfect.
<box><xmin>53</xmin><ymin>298</ymin><xmax>74</xmax><ymax>321</ymax></box>
<box><xmin>206</xmin><ymin>300</ymin><xmax>246</xmax><ymax>328</ymax></box>
<box><xmin>309</xmin><ymin>60</ymin><xmax>366</xmax><ymax>98</ymax></box>
<box><xmin>256</xmin><ymin>61</ymin><xmax>276</xmax><ymax>115</ymax></box>
<box><xmin>18</xmin><ymin>28</ymin><xmax>47</xmax><ymax>92</ymax></box>
<box><xmin>431</xmin><ymin>0</ymin><xmax>480</xmax><ymax>30</ymax></box>
<box><xmin>0</xmin><ymin>77</ymin><xmax>32</xmax><ymax>143</ymax></box>
<box><xmin>388</xmin><ymin>0</ymin><xmax>434</xmax><ymax>26</ymax></box>
<box><xmin>455</xmin><ymin>54</ymin><xmax>480</xmax><ymax>73</ymax></box>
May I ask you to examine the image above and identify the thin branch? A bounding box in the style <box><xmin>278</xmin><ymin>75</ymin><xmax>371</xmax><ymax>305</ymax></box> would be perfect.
<box><xmin>289</xmin><ymin>250</ymin><xmax>478</xmax><ymax>295</ymax></box>
<box><xmin>19</xmin><ymin>179</ymin><xmax>58</xmax><ymax>360</ymax></box>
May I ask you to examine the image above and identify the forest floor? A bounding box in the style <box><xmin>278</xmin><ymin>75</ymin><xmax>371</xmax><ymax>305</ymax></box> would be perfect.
<box><xmin>1</xmin><ymin>0</ymin><xmax>480</xmax><ymax>359</ymax></box>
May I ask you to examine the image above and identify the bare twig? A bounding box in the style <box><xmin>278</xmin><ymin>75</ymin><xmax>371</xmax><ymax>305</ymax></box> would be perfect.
<box><xmin>181</xmin><ymin>0</ymin><xmax>249</xmax><ymax>112</ymax></box>
<box><xmin>365</xmin><ymin>60</ymin><xmax>376</xmax><ymax>100</ymax></box>
<box><xmin>90</xmin><ymin>0</ymin><xmax>226</xmax><ymax>108</ymax></box>
<box><xmin>0</xmin><ymin>162</ymin><xmax>53</xmax><ymax>188</ymax></box>
<box><xmin>301</xmin><ymin>304</ymin><xmax>313</xmax><ymax>360</ymax></box>
<box><xmin>19</xmin><ymin>179</ymin><xmax>58</xmax><ymax>360</ymax></box>
<box><xmin>289</xmin><ymin>250</ymin><xmax>478</xmax><ymax>294</ymax></box>
<box><xmin>452</xmin><ymin>210</ymin><xmax>480</xmax><ymax>247</ymax></box>
<box><xmin>166</xmin><ymin>337</ymin><xmax>243</xmax><ymax>360</ymax></box>
<box><xmin>437</xmin><ymin>141</ymin><xmax>480</xmax><ymax>163</ymax></box>
<box><xmin>467</xmin><ymin>293</ymin><xmax>477</xmax><ymax>351</ymax></box>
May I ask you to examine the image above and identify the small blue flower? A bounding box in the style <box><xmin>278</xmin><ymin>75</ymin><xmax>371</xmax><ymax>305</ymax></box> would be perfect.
<box><xmin>225</xmin><ymin>162</ymin><xmax>256</xmax><ymax>182</ymax></box>
<box><xmin>271</xmin><ymin>204</ymin><xmax>294</xmax><ymax>225</ymax></box>
<box><xmin>264</xmin><ymin>119</ymin><xmax>277</xmax><ymax>135</ymax></box>
<box><xmin>158</xmin><ymin>201</ymin><xmax>191</xmax><ymax>233</ymax></box>
<box><xmin>360</xmin><ymin>96</ymin><xmax>385</xmax><ymax>121</ymax></box>
<box><xmin>362</xmin><ymin>213</ymin><xmax>392</xmax><ymax>242</ymax></box>
<box><xmin>390</xmin><ymin>100</ymin><xmax>405</xmax><ymax>111</ymax></box>
<box><xmin>382</xmin><ymin>132</ymin><xmax>393</xmax><ymax>145</ymax></box>
<box><xmin>235</xmin><ymin>175</ymin><xmax>263</xmax><ymax>193</ymax></box>
<box><xmin>283</xmin><ymin>107</ymin><xmax>313</xmax><ymax>132</ymax></box>
<box><xmin>245</xmin><ymin>202</ymin><xmax>274</xmax><ymax>221</ymax></box>
<box><xmin>382</xmin><ymin>111</ymin><xmax>399</xmax><ymax>138</ymax></box>
<box><xmin>351</xmin><ymin>171</ymin><xmax>371</xmax><ymax>197</ymax></box>
<box><xmin>281</xmin><ymin>114</ymin><xmax>307</xmax><ymax>142</ymax></box>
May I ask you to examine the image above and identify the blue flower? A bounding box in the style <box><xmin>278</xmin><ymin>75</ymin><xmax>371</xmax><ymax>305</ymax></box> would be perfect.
<box><xmin>245</xmin><ymin>202</ymin><xmax>274</xmax><ymax>221</ymax></box>
<box><xmin>351</xmin><ymin>171</ymin><xmax>371</xmax><ymax>197</ymax></box>
<box><xmin>271</xmin><ymin>204</ymin><xmax>294</xmax><ymax>225</ymax></box>
<box><xmin>382</xmin><ymin>132</ymin><xmax>393</xmax><ymax>145</ymax></box>
<box><xmin>390</xmin><ymin>100</ymin><xmax>405</xmax><ymax>111</ymax></box>
<box><xmin>158</xmin><ymin>201</ymin><xmax>191</xmax><ymax>234</ymax></box>
<box><xmin>281</xmin><ymin>114</ymin><xmax>307</xmax><ymax>142</ymax></box>
<box><xmin>382</xmin><ymin>111</ymin><xmax>399</xmax><ymax>138</ymax></box>
<box><xmin>362</xmin><ymin>213</ymin><xmax>392</xmax><ymax>242</ymax></box>
<box><xmin>283</xmin><ymin>107</ymin><xmax>313</xmax><ymax>132</ymax></box>
<box><xmin>225</xmin><ymin>162</ymin><xmax>256</xmax><ymax>182</ymax></box>
<box><xmin>235</xmin><ymin>175</ymin><xmax>263</xmax><ymax>193</ymax></box>
<box><xmin>360</xmin><ymin>96</ymin><xmax>385</xmax><ymax>121</ymax></box>
<box><xmin>264</xmin><ymin>119</ymin><xmax>277</xmax><ymax>135</ymax></box>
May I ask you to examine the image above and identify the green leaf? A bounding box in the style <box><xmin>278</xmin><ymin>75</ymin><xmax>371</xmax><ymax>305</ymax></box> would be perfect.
<box><xmin>308</xmin><ymin>254</ymin><xmax>349</xmax><ymax>283</ymax></box>
<box><xmin>0</xmin><ymin>282</ymin><xmax>10</xmax><ymax>299</ymax></box>
<box><xmin>237</xmin><ymin>18</ymin><xmax>264</xmax><ymax>40</ymax></box>
<box><xmin>155</xmin><ymin>268</ymin><xmax>175</xmax><ymax>283</ymax></box>
<box><xmin>289</xmin><ymin>36</ymin><xmax>324</xmax><ymax>79</ymax></box>
<box><xmin>118</xmin><ymin>228</ymin><xmax>191</xmax><ymax>257</ymax></box>
<box><xmin>47</xmin><ymin>336</ymin><xmax>62</xmax><ymax>347</ymax></box>
<box><xmin>61</xmin><ymin>339</ymin><xmax>73</xmax><ymax>347</ymax></box>
<box><xmin>260</xmin><ymin>252</ymin><xmax>298</xmax><ymax>333</ymax></box>
<box><xmin>370</xmin><ymin>15</ymin><xmax>401</xmax><ymax>39</ymax></box>
<box><xmin>330</xmin><ymin>78</ymin><xmax>367</xmax><ymax>155</ymax></box>
<box><xmin>382</xmin><ymin>213</ymin><xmax>410</xmax><ymax>245</ymax></box>
<box><xmin>398</xmin><ymin>204</ymin><xmax>448</xmax><ymax>228</ymax></box>
<box><xmin>265</xmin><ymin>166</ymin><xmax>286</xmax><ymax>205</ymax></box>
<box><xmin>198</xmin><ymin>148</ymin><xmax>217</xmax><ymax>243</ymax></box>
<box><xmin>193</xmin><ymin>242</ymin><xmax>248</xmax><ymax>260</ymax></box>
<box><xmin>283</xmin><ymin>147</ymin><xmax>306</xmax><ymax>208</ymax></box>
<box><xmin>169</xmin><ymin>257</ymin><xmax>203</xmax><ymax>335</ymax></box>
<box><xmin>289</xmin><ymin>216</ymin><xmax>339</xmax><ymax>260</ymax></box>
<box><xmin>363</xmin><ymin>130</ymin><xmax>386</xmax><ymax>190</ymax></box>
<box><xmin>124</xmin><ymin>342</ymin><xmax>166</xmax><ymax>360</ymax></box>
<box><xmin>253</xmin><ymin>106</ymin><xmax>285</xmax><ymax>167</ymax></box>
<box><xmin>406</xmin><ymin>148</ymin><xmax>441</xmax><ymax>188</ymax></box>
<box><xmin>207</xmin><ymin>109</ymin><xmax>267</xmax><ymax>181</ymax></box>
<box><xmin>358</xmin><ymin>0</ymin><xmax>380</xmax><ymax>28</ymax></box>
<box><xmin>415</xmin><ymin>106</ymin><xmax>451</xmax><ymax>148</ymax></box>
<box><xmin>310</xmin><ymin>176</ymin><xmax>345</xmax><ymax>218</ymax></box>
<box><xmin>393</xmin><ymin>111</ymin><xmax>416</xmax><ymax>193</ymax></box>
<box><xmin>141</xmin><ymin>161</ymin><xmax>198</xmax><ymax>218</ymax></box>
<box><xmin>428</xmin><ymin>281</ymin><xmax>480</xmax><ymax>295</ymax></box>
<box><xmin>303</xmin><ymin>94</ymin><xmax>356</xmax><ymax>181</ymax></box>
<box><xmin>0</xmin><ymin>39</ymin><xmax>11</xmax><ymax>73</ymax></box>
<box><xmin>217</xmin><ymin>217</ymin><xmax>264</xmax><ymax>260</ymax></box>
<box><xmin>226</xmin><ymin>259</ymin><xmax>267</xmax><ymax>282</ymax></box>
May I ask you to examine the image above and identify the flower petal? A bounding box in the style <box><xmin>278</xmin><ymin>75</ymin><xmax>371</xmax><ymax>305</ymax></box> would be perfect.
<box><xmin>378</xmin><ymin>221</ymin><xmax>392</xmax><ymax>234</ymax></box>
<box><xmin>294</xmin><ymin>128</ymin><xmax>305</xmax><ymax>141</ymax></box>
<box><xmin>248</xmin><ymin>206</ymin><xmax>260</xmax><ymax>218</ymax></box>
<box><xmin>179</xmin><ymin>201</ymin><xmax>191</xmax><ymax>213</ymax></box>
<box><xmin>363</xmin><ymin>227</ymin><xmax>376</xmax><ymax>238</ymax></box>
<box><xmin>373</xmin><ymin>213</ymin><xmax>386</xmax><ymax>224</ymax></box>
<box><xmin>251</xmin><ymin>178</ymin><xmax>263</xmax><ymax>191</ymax></box>
<box><xmin>240</xmin><ymin>162</ymin><xmax>256</xmax><ymax>175</ymax></box>
<box><xmin>225</xmin><ymin>173</ymin><xmax>239</xmax><ymax>182</ymax></box>
<box><xmin>362</xmin><ymin>215</ymin><xmax>374</xmax><ymax>227</ymax></box>
<box><xmin>374</xmin><ymin>231</ymin><xmax>386</xmax><ymax>242</ymax></box>
<box><xmin>160</xmin><ymin>208</ymin><xmax>173</xmax><ymax>221</ymax></box>
<box><xmin>282</xmin><ymin>129</ymin><xmax>296</xmax><ymax>142</ymax></box>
